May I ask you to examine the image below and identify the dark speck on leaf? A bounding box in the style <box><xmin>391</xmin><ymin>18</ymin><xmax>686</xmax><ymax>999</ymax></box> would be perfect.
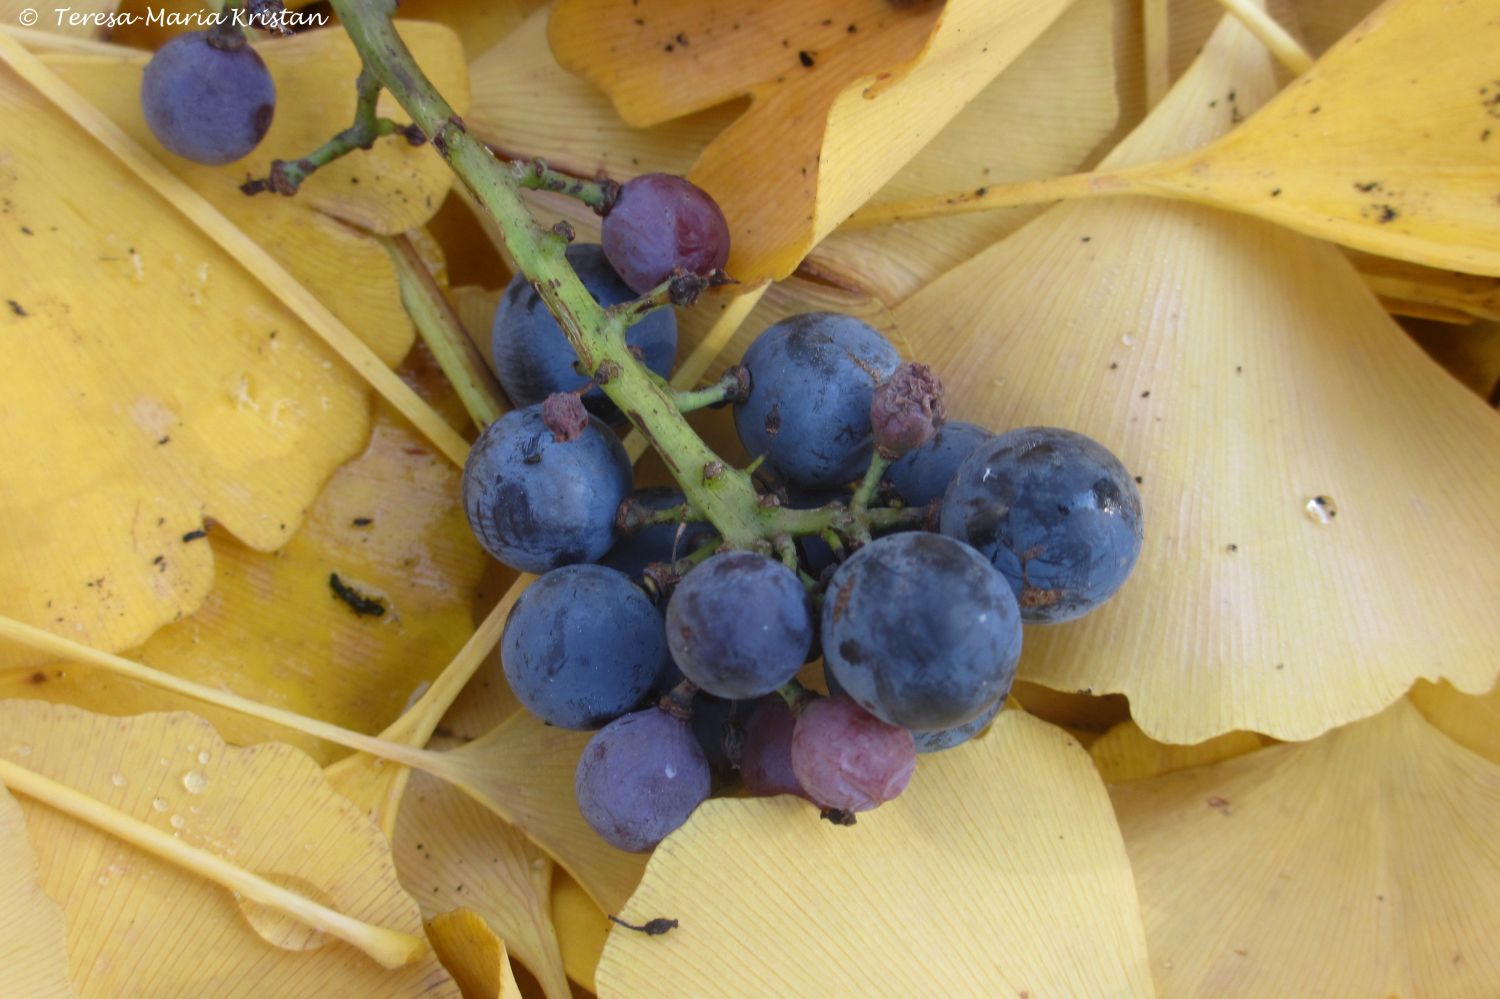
<box><xmin>352</xmin><ymin>517</ymin><xmax>373</xmax><ymax>527</ymax></box>
<box><xmin>609</xmin><ymin>915</ymin><xmax>679</xmax><ymax>935</ymax></box>
<box><xmin>8</xmin><ymin>299</ymin><xmax>27</xmax><ymax>317</ymax></box>
<box><xmin>799</xmin><ymin>50</ymin><xmax>815</xmax><ymax>67</ymax></box>
<box><xmin>329</xmin><ymin>573</ymin><xmax>385</xmax><ymax>617</ymax></box>
<box><xmin>181</xmin><ymin>529</ymin><xmax>208</xmax><ymax>543</ymax></box>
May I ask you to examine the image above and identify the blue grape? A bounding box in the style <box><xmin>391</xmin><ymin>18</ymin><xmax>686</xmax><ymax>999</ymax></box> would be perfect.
<box><xmin>575</xmin><ymin>707</ymin><xmax>710</xmax><ymax>852</ymax></box>
<box><xmin>491</xmin><ymin>244</ymin><xmax>677</xmax><ymax>420</ymax></box>
<box><xmin>733</xmin><ymin>313</ymin><xmax>901</xmax><ymax>489</ymax></box>
<box><xmin>823</xmin><ymin>659</ymin><xmax>1001</xmax><ymax>753</ymax></box>
<box><xmin>823</xmin><ymin>661</ymin><xmax>1002</xmax><ymax>753</ymax></box>
<box><xmin>688</xmin><ymin>693</ymin><xmax>750</xmax><ymax>778</ymax></box>
<box><xmin>822</xmin><ymin>532</ymin><xmax>1022</xmax><ymax>730</ymax></box>
<box><xmin>501</xmin><ymin>565</ymin><xmax>668</xmax><ymax>730</ymax></box>
<box><xmin>141</xmin><ymin>32</ymin><xmax>275</xmax><ymax>165</ymax></box>
<box><xmin>601</xmin><ymin>173</ymin><xmax>730</xmax><ymax>293</ymax></box>
<box><xmin>940</xmin><ymin>427</ymin><xmax>1143</xmax><ymax>623</ymax></box>
<box><xmin>884</xmin><ymin>421</ymin><xmax>993</xmax><ymax>507</ymax></box>
<box><xmin>913</xmin><ymin>696</ymin><xmax>1003</xmax><ymax>754</ymax></box>
<box><xmin>740</xmin><ymin>696</ymin><xmax>806</xmax><ymax>798</ymax></box>
<box><xmin>601</xmin><ymin>487</ymin><xmax>717</xmax><ymax>582</ymax></box>
<box><xmin>665</xmin><ymin>552</ymin><xmax>812</xmax><ymax>699</ymax></box>
<box><xmin>462</xmin><ymin>403</ymin><xmax>631</xmax><ymax>573</ymax></box>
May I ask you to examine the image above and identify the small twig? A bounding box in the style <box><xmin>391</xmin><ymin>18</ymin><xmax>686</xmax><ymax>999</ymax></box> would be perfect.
<box><xmin>850</xmin><ymin>453</ymin><xmax>891</xmax><ymax>514</ymax></box>
<box><xmin>608</xmin><ymin>915</ymin><xmax>680</xmax><ymax>936</ymax></box>
<box><xmin>672</xmin><ymin>365</ymin><xmax>750</xmax><ymax>413</ymax></box>
<box><xmin>513</xmin><ymin>158</ymin><xmax>620</xmax><ymax>213</ymax></box>
<box><xmin>615</xmin><ymin>496</ymin><xmax>702</xmax><ymax>536</ymax></box>
<box><xmin>242</xmin><ymin>68</ymin><xmax>424</xmax><ymax>197</ymax></box>
<box><xmin>379</xmin><ymin>232</ymin><xmax>507</xmax><ymax>430</ymax></box>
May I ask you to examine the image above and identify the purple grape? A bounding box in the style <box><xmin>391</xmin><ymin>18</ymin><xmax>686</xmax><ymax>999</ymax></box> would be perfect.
<box><xmin>462</xmin><ymin>403</ymin><xmax>631</xmax><ymax>573</ymax></box>
<box><xmin>501</xmin><ymin>565</ymin><xmax>667</xmax><ymax>730</ymax></box>
<box><xmin>689</xmin><ymin>693</ymin><xmax>750</xmax><ymax>779</ymax></box>
<box><xmin>822</xmin><ymin>532</ymin><xmax>1021</xmax><ymax>731</ymax></box>
<box><xmin>575</xmin><ymin>708</ymin><xmax>711</xmax><ymax>852</ymax></box>
<box><xmin>665</xmin><ymin>552</ymin><xmax>812</xmax><ymax>699</ymax></box>
<box><xmin>491</xmin><ymin>244</ymin><xmax>677</xmax><ymax>420</ymax></box>
<box><xmin>140</xmin><ymin>32</ymin><xmax>276</xmax><ymax>165</ymax></box>
<box><xmin>740</xmin><ymin>697</ymin><xmax>806</xmax><ymax>798</ymax></box>
<box><xmin>601</xmin><ymin>173</ymin><xmax>730</xmax><ymax>293</ymax></box>
<box><xmin>940</xmin><ymin>427</ymin><xmax>1143</xmax><ymax>623</ymax></box>
<box><xmin>790</xmin><ymin>696</ymin><xmax>915</xmax><ymax>813</ymax></box>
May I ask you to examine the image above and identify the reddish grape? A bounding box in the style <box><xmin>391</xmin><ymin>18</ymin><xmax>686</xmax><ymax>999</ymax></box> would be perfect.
<box><xmin>791</xmin><ymin>696</ymin><xmax>915</xmax><ymax>813</ymax></box>
<box><xmin>601</xmin><ymin>173</ymin><xmax>730</xmax><ymax>292</ymax></box>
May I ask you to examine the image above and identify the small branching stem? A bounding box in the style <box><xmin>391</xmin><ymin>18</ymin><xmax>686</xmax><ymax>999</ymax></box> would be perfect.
<box><xmin>672</xmin><ymin>366</ymin><xmax>749</xmax><ymax>413</ymax></box>
<box><xmin>325</xmin><ymin>0</ymin><xmax>916</xmax><ymax>552</ymax></box>
<box><xmin>242</xmin><ymin>67</ymin><xmax>423</xmax><ymax>197</ymax></box>
<box><xmin>850</xmin><ymin>454</ymin><xmax>890</xmax><ymax>513</ymax></box>
<box><xmin>512</xmin><ymin>158</ymin><xmax>619</xmax><ymax>213</ymax></box>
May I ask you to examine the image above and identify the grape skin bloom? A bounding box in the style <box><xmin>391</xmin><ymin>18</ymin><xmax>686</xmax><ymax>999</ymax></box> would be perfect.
<box><xmin>734</xmin><ymin>313</ymin><xmax>902</xmax><ymax>489</ymax></box>
<box><xmin>666</xmin><ymin>551</ymin><xmax>813</xmax><ymax>699</ymax></box>
<box><xmin>575</xmin><ymin>708</ymin><xmax>711</xmax><ymax>852</ymax></box>
<box><xmin>462</xmin><ymin>404</ymin><xmax>631</xmax><ymax>573</ymax></box>
<box><xmin>941</xmin><ymin>426</ymin><xmax>1144</xmax><ymax>623</ymax></box>
<box><xmin>501</xmin><ymin>565</ymin><xmax>669</xmax><ymax>730</ymax></box>
<box><xmin>491</xmin><ymin>244</ymin><xmax>677</xmax><ymax>421</ymax></box>
<box><xmin>822</xmin><ymin>532</ymin><xmax>1023</xmax><ymax>731</ymax></box>
<box><xmin>140</xmin><ymin>32</ymin><xmax>276</xmax><ymax>165</ymax></box>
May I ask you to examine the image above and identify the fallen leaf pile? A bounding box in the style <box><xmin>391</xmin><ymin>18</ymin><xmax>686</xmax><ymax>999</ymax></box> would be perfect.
<box><xmin>1</xmin><ymin>0</ymin><xmax>1497</xmax><ymax>995</ymax></box>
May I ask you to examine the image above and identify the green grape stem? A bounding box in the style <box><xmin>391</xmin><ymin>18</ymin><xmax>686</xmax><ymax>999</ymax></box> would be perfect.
<box><xmin>324</xmin><ymin>0</ymin><xmax>916</xmax><ymax>551</ymax></box>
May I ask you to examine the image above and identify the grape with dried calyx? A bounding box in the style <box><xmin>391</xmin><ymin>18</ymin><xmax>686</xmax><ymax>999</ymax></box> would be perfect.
<box><xmin>140</xmin><ymin>31</ymin><xmax>276</xmax><ymax>165</ymax></box>
<box><xmin>940</xmin><ymin>426</ymin><xmax>1143</xmax><ymax>623</ymax></box>
<box><xmin>461</xmin><ymin>402</ymin><xmax>631</xmax><ymax>573</ymax></box>
<box><xmin>601</xmin><ymin>173</ymin><xmax>730</xmax><ymax>293</ymax></box>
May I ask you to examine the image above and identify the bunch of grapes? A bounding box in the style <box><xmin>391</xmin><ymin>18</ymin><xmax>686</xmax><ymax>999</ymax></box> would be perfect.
<box><xmin>461</xmin><ymin>173</ymin><xmax>1145</xmax><ymax>851</ymax></box>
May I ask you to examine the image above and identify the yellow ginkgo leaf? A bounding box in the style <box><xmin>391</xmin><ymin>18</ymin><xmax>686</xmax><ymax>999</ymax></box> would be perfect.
<box><xmin>806</xmin><ymin>0</ymin><xmax>1121</xmax><ymax>304</ymax></box>
<box><xmin>467</xmin><ymin>8</ymin><xmax>738</xmax><ymax>180</ymax></box>
<box><xmin>2</xmin><ymin>368</ymin><xmax>489</xmax><ymax>763</ymax></box>
<box><xmin>396</xmin><ymin>771</ymin><xmax>567</xmax><ymax>999</ymax></box>
<box><xmin>597</xmin><ymin>710</ymin><xmax>1153</xmax><ymax>996</ymax></box>
<box><xmin>0</xmin><ymin>58</ymin><xmax>380</xmax><ymax>662</ymax></box>
<box><xmin>891</xmin><ymin>10</ymin><xmax>1500</xmax><ymax>743</ymax></box>
<box><xmin>1353</xmin><ymin>252</ymin><xmax>1500</xmax><ymax>324</ymax></box>
<box><xmin>385</xmin><ymin>0</ymin><xmax>542</xmax><ymax>61</ymax></box>
<box><xmin>424</xmin><ymin>909</ymin><xmax>524</xmax><ymax>999</ymax></box>
<box><xmin>860</xmin><ymin>0</ymin><xmax>1500</xmax><ymax>276</ymax></box>
<box><xmin>551</xmin><ymin>872</ymin><xmax>609</xmax><ymax>994</ymax></box>
<box><xmin>1112</xmin><ymin>700</ymin><xmax>1500</xmax><ymax>996</ymax></box>
<box><xmin>549</xmin><ymin>0</ymin><xmax>1077</xmax><ymax>287</ymax></box>
<box><xmin>0</xmin><ymin>784</ymin><xmax>74</xmax><ymax>999</ymax></box>
<box><xmin>1090</xmin><ymin>720</ymin><xmax>1273</xmax><ymax>783</ymax></box>
<box><xmin>0</xmin><ymin>701</ymin><xmax>458</xmax><ymax>996</ymax></box>
<box><xmin>1405</xmin><ymin>318</ymin><xmax>1500</xmax><ymax>401</ymax></box>
<box><xmin>1408</xmin><ymin>679</ymin><xmax>1500</xmax><ymax>766</ymax></box>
